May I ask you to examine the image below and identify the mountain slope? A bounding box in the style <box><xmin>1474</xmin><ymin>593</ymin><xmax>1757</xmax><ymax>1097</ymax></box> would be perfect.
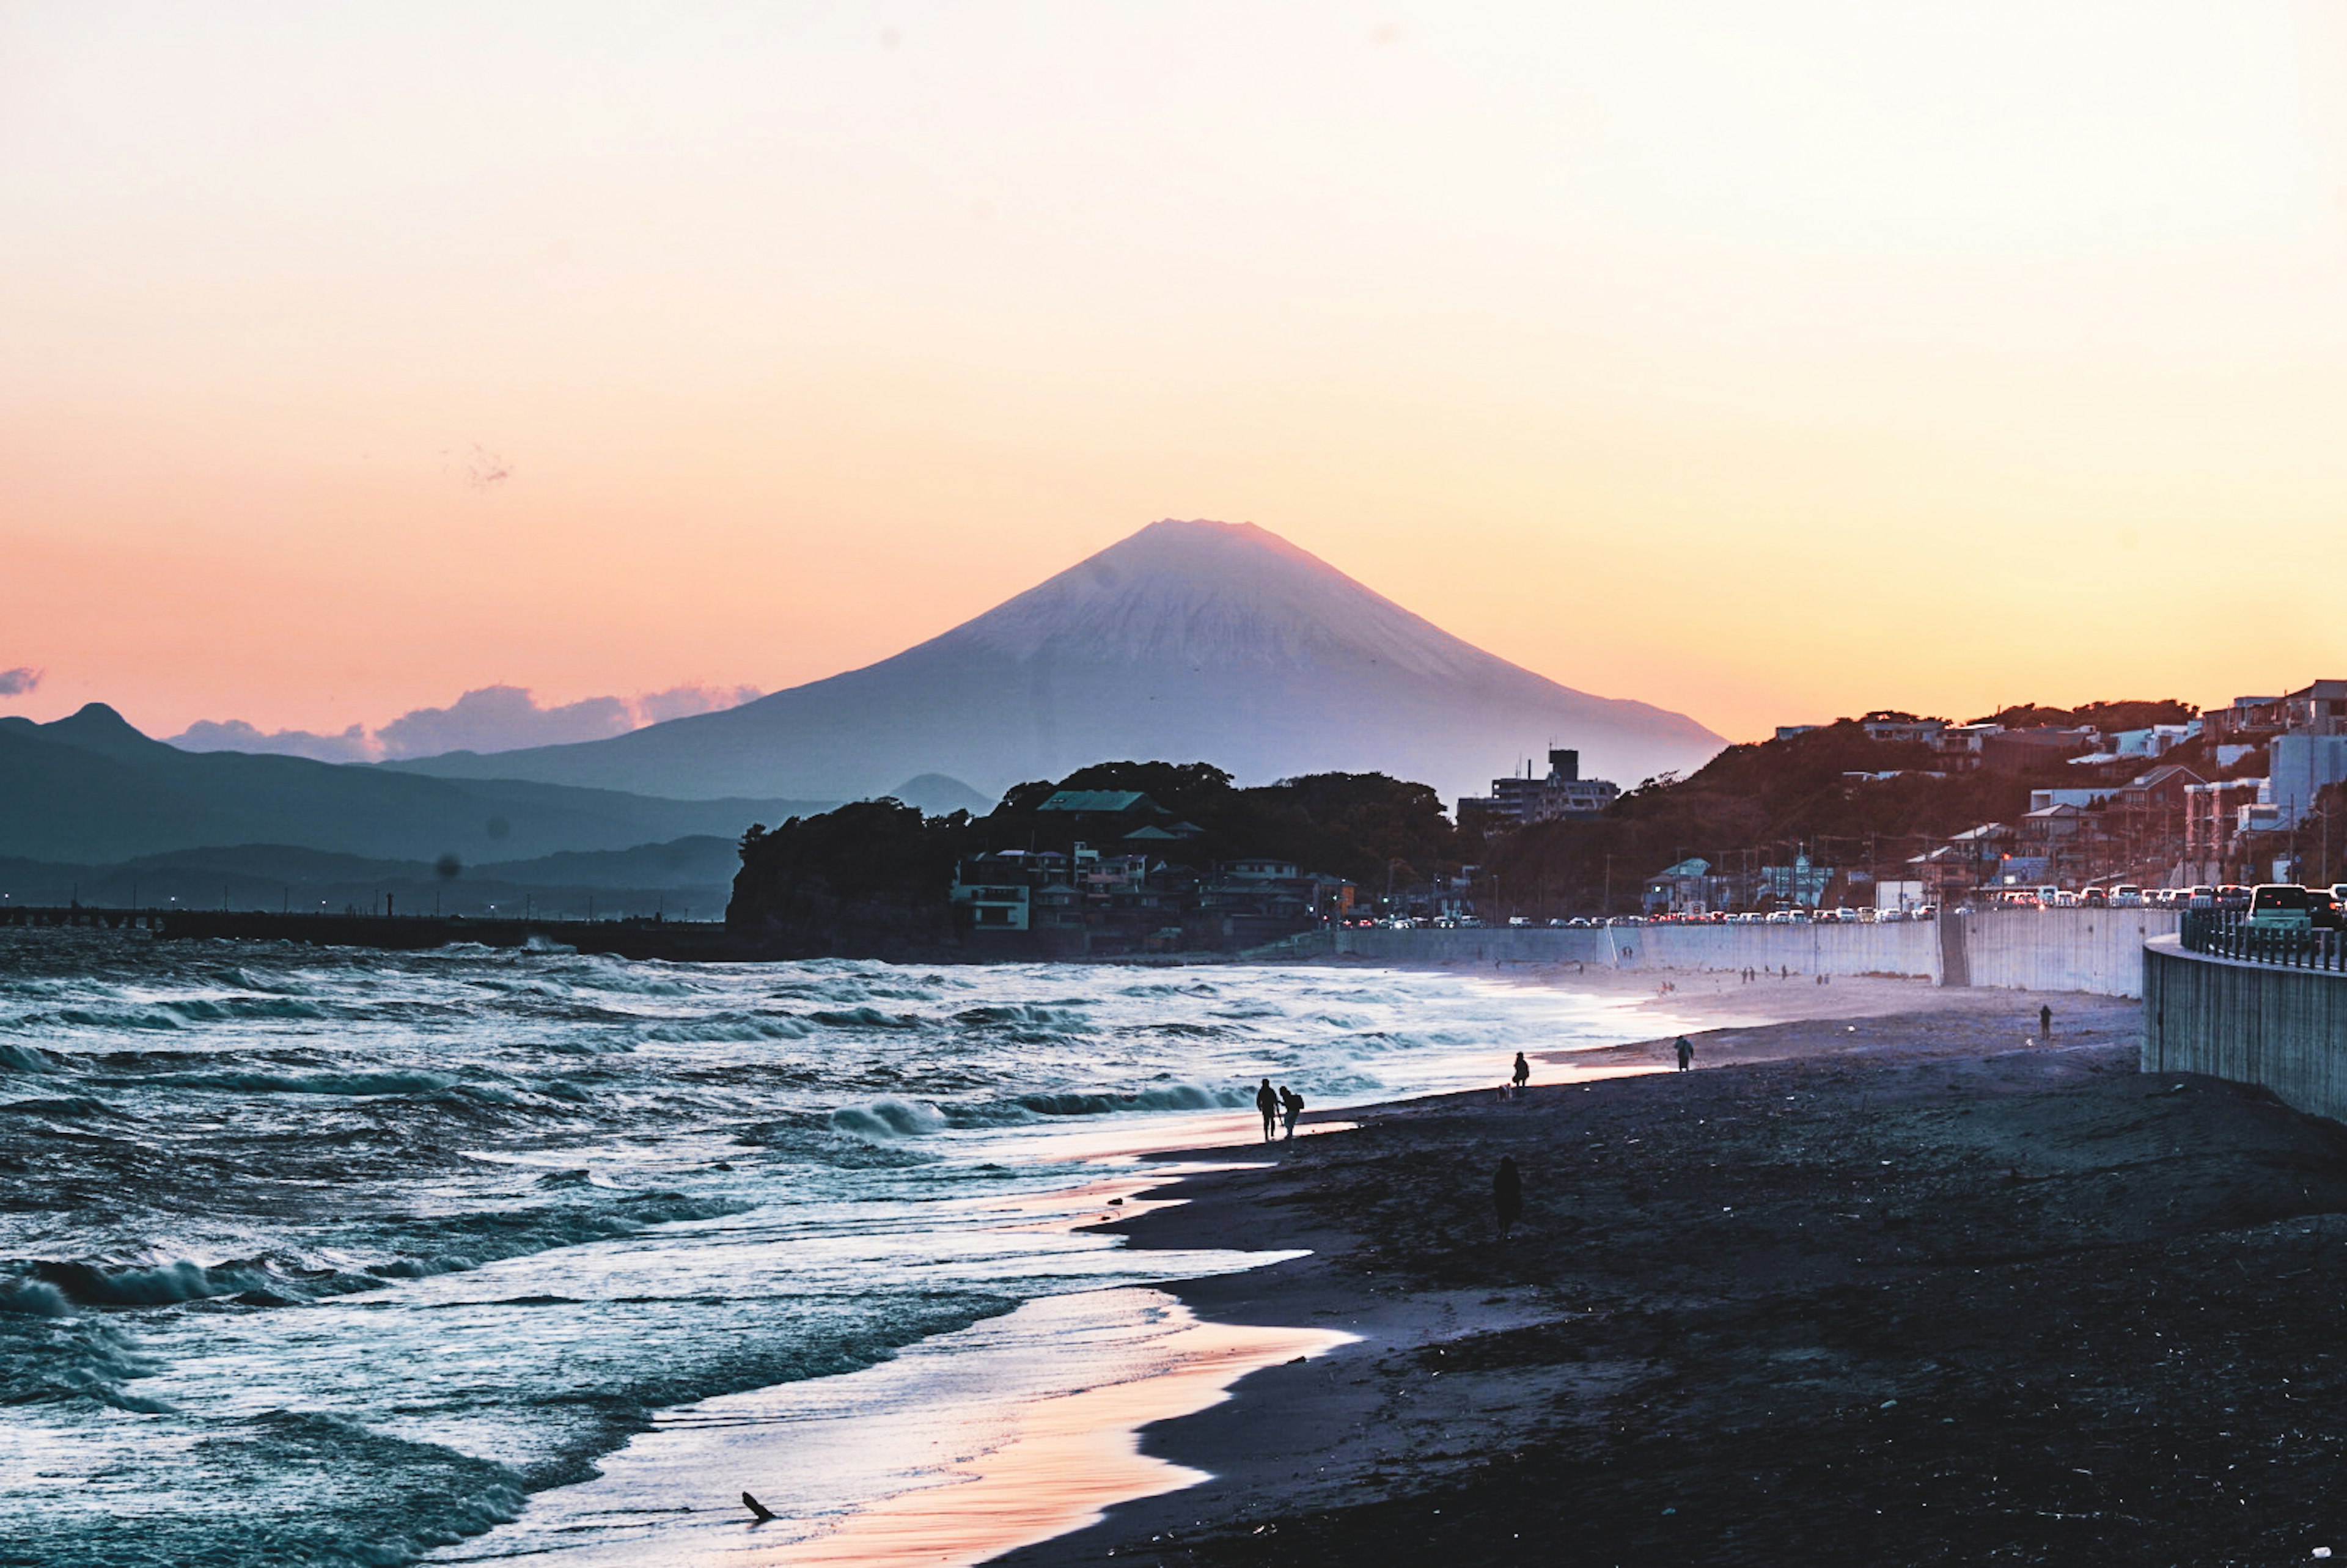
<box><xmin>0</xmin><ymin>706</ymin><xmax>827</xmax><ymax>865</ymax></box>
<box><xmin>395</xmin><ymin>519</ymin><xmax>1725</xmax><ymax>804</ymax></box>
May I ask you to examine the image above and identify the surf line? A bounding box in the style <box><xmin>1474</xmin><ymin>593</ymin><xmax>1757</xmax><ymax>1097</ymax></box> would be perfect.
<box><xmin>428</xmin><ymin>1165</ymin><xmax>1349</xmax><ymax>1568</ymax></box>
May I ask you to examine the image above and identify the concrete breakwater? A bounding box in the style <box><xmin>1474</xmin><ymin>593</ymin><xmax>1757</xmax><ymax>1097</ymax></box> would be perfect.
<box><xmin>1310</xmin><ymin>907</ymin><xmax>2179</xmax><ymax>999</ymax></box>
<box><xmin>2143</xmin><ymin>934</ymin><xmax>2347</xmax><ymax>1124</ymax></box>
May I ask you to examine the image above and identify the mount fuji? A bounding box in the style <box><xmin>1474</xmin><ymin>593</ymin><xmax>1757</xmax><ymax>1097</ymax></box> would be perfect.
<box><xmin>395</xmin><ymin>519</ymin><xmax>1724</xmax><ymax>806</ymax></box>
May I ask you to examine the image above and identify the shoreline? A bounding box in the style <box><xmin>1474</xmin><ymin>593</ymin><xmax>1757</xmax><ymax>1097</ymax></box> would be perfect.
<box><xmin>993</xmin><ymin>983</ymin><xmax>2347</xmax><ymax>1566</ymax></box>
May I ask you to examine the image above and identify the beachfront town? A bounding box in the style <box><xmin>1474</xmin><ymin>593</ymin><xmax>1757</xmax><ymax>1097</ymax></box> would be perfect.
<box><xmin>950</xmin><ymin>788</ymin><xmax>1361</xmax><ymax>954</ymax></box>
<box><xmin>948</xmin><ymin>679</ymin><xmax>2347</xmax><ymax>949</ymax></box>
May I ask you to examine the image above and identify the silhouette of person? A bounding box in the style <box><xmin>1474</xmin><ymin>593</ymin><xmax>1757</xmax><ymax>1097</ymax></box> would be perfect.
<box><xmin>1675</xmin><ymin>1036</ymin><xmax>1694</xmax><ymax>1071</ymax></box>
<box><xmin>1256</xmin><ymin>1079</ymin><xmax>1278</xmax><ymax>1143</ymax></box>
<box><xmin>2039</xmin><ymin>1004</ymin><xmax>2052</xmax><ymax>1044</ymax></box>
<box><xmin>1280</xmin><ymin>1085</ymin><xmax>1304</xmax><ymax>1140</ymax></box>
<box><xmin>1493</xmin><ymin>1156</ymin><xmax>1523</xmax><ymax>1240</ymax></box>
<box><xmin>1511</xmin><ymin>1052</ymin><xmax>1531</xmax><ymax>1097</ymax></box>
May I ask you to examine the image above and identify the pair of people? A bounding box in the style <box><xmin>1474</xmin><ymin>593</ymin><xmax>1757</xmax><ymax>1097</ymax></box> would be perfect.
<box><xmin>1254</xmin><ymin>1078</ymin><xmax>1305</xmax><ymax>1141</ymax></box>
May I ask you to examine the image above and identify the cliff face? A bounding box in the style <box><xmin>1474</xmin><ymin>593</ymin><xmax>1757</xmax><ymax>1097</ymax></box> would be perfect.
<box><xmin>396</xmin><ymin>519</ymin><xmax>1725</xmax><ymax>804</ymax></box>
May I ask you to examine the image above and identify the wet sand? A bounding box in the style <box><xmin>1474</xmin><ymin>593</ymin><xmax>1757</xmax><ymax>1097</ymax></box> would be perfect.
<box><xmin>1001</xmin><ymin>986</ymin><xmax>2347</xmax><ymax>1566</ymax></box>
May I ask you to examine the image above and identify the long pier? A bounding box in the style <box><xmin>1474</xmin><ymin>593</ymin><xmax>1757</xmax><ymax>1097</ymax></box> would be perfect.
<box><xmin>0</xmin><ymin>904</ymin><xmax>167</xmax><ymax>932</ymax></box>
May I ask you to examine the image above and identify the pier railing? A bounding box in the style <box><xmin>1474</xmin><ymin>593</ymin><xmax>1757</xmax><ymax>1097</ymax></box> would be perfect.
<box><xmin>2180</xmin><ymin>910</ymin><xmax>2347</xmax><ymax>972</ymax></box>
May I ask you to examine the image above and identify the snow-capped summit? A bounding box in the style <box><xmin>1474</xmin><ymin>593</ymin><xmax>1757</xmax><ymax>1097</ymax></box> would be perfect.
<box><xmin>947</xmin><ymin>519</ymin><xmax>1496</xmax><ymax>681</ymax></box>
<box><xmin>397</xmin><ymin>519</ymin><xmax>1723</xmax><ymax>805</ymax></box>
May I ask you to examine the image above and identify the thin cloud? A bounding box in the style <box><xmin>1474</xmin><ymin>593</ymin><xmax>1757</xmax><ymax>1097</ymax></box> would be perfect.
<box><xmin>0</xmin><ymin>666</ymin><xmax>44</xmax><ymax>697</ymax></box>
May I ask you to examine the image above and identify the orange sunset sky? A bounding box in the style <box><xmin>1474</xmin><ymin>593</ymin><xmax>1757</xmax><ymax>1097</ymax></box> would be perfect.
<box><xmin>6</xmin><ymin>2</ymin><xmax>2347</xmax><ymax>749</ymax></box>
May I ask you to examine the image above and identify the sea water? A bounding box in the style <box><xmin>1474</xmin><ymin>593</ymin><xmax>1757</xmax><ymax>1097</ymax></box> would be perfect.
<box><xmin>0</xmin><ymin>931</ymin><xmax>1646</xmax><ymax>1566</ymax></box>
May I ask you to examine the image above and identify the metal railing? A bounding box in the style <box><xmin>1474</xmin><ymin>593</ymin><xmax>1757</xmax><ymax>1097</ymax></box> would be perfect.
<box><xmin>2180</xmin><ymin>910</ymin><xmax>2347</xmax><ymax>972</ymax></box>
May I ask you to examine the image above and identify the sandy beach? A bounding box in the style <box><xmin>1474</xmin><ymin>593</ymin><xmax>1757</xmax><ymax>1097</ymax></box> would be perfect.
<box><xmin>996</xmin><ymin>980</ymin><xmax>2347</xmax><ymax>1567</ymax></box>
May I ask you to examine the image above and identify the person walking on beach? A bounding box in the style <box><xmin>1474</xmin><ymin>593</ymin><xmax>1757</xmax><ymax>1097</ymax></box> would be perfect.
<box><xmin>1280</xmin><ymin>1085</ymin><xmax>1304</xmax><ymax>1140</ymax></box>
<box><xmin>1255</xmin><ymin>1079</ymin><xmax>1278</xmax><ymax>1143</ymax></box>
<box><xmin>2039</xmin><ymin>1003</ymin><xmax>2052</xmax><ymax>1044</ymax></box>
<box><xmin>1675</xmin><ymin>1035</ymin><xmax>1695</xmax><ymax>1071</ymax></box>
<box><xmin>1493</xmin><ymin>1156</ymin><xmax>1523</xmax><ymax>1240</ymax></box>
<box><xmin>1511</xmin><ymin>1052</ymin><xmax>1531</xmax><ymax>1097</ymax></box>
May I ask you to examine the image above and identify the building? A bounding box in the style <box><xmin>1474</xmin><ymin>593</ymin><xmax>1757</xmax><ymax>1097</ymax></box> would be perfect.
<box><xmin>2206</xmin><ymin>695</ymin><xmax>2286</xmax><ymax>746</ymax></box>
<box><xmin>2282</xmin><ymin>680</ymin><xmax>2347</xmax><ymax>736</ymax></box>
<box><xmin>2267</xmin><ymin>732</ymin><xmax>2347</xmax><ymax>827</ymax></box>
<box><xmin>1035</xmin><ymin>789</ymin><xmax>1168</xmax><ymax>825</ymax></box>
<box><xmin>948</xmin><ymin>868</ymin><xmax>1031</xmax><ymax>931</ymax></box>
<box><xmin>953</xmin><ymin>842</ymin><xmax>1351</xmax><ymax>956</ymax></box>
<box><xmin>1774</xmin><ymin>725</ymin><xmax>1820</xmax><ymax>742</ymax></box>
<box><xmin>1758</xmin><ymin>852</ymin><xmax>1832</xmax><ymax>909</ymax></box>
<box><xmin>2109</xmin><ymin>723</ymin><xmax>2199</xmax><ymax>758</ymax></box>
<box><xmin>2029</xmin><ymin>787</ymin><xmax>2115</xmax><ymax>812</ymax></box>
<box><xmin>1978</xmin><ymin>727</ymin><xmax>2100</xmax><ymax>773</ymax></box>
<box><xmin>2183</xmin><ymin>778</ymin><xmax>2265</xmax><ymax>877</ymax></box>
<box><xmin>2114</xmin><ymin>763</ymin><xmax>2205</xmax><ymax>815</ymax></box>
<box><xmin>1644</xmin><ymin>857</ymin><xmax>1725</xmax><ymax>915</ymax></box>
<box><xmin>1859</xmin><ymin>713</ymin><xmax>1947</xmax><ymax>746</ymax></box>
<box><xmin>1458</xmin><ymin>747</ymin><xmax>1621</xmax><ymax>827</ymax></box>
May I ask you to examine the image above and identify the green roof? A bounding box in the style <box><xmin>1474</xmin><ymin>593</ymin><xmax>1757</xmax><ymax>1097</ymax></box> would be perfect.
<box><xmin>1037</xmin><ymin>790</ymin><xmax>1161</xmax><ymax>815</ymax></box>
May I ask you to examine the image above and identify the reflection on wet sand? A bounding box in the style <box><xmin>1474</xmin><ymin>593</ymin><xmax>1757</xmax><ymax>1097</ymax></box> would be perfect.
<box><xmin>444</xmin><ymin>1287</ymin><xmax>1348</xmax><ymax>1567</ymax></box>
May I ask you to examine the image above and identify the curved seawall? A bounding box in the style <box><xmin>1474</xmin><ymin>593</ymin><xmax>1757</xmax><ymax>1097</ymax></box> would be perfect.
<box><xmin>2143</xmin><ymin>934</ymin><xmax>2347</xmax><ymax>1123</ymax></box>
<box><xmin>1321</xmin><ymin>909</ymin><xmax>2175</xmax><ymax>998</ymax></box>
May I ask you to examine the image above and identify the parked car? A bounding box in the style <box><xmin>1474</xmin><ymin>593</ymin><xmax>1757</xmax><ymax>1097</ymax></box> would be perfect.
<box><xmin>2218</xmin><ymin>885</ymin><xmax>2252</xmax><ymax>911</ymax></box>
<box><xmin>2112</xmin><ymin>885</ymin><xmax>2143</xmax><ymax>907</ymax></box>
<box><xmin>2308</xmin><ymin>888</ymin><xmax>2343</xmax><ymax>931</ymax></box>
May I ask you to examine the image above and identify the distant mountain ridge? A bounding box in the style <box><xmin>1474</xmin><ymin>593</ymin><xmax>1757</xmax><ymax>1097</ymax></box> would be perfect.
<box><xmin>0</xmin><ymin>706</ymin><xmax>829</xmax><ymax>865</ymax></box>
<box><xmin>395</xmin><ymin>519</ymin><xmax>1724</xmax><ymax>804</ymax></box>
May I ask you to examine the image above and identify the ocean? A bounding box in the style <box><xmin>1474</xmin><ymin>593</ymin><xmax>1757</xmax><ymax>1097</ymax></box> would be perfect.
<box><xmin>0</xmin><ymin>931</ymin><xmax>1646</xmax><ymax>1566</ymax></box>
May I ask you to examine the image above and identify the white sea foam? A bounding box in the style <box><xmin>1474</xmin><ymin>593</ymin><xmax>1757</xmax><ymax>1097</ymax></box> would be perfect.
<box><xmin>0</xmin><ymin>934</ymin><xmax>1655</xmax><ymax>1566</ymax></box>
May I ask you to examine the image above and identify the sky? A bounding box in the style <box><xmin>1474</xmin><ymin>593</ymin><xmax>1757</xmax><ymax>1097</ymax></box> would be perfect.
<box><xmin>6</xmin><ymin>1</ymin><xmax>2347</xmax><ymax>750</ymax></box>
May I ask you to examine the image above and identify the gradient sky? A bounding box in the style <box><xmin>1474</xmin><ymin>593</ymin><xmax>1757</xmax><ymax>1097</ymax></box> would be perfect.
<box><xmin>7</xmin><ymin>2</ymin><xmax>2347</xmax><ymax>747</ymax></box>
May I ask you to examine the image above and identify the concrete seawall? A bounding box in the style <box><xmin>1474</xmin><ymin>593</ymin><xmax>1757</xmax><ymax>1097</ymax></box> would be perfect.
<box><xmin>2143</xmin><ymin>934</ymin><xmax>2347</xmax><ymax>1123</ymax></box>
<box><xmin>1958</xmin><ymin>908</ymin><xmax>2177</xmax><ymax>997</ymax></box>
<box><xmin>1311</xmin><ymin>907</ymin><xmax>2178</xmax><ymax>998</ymax></box>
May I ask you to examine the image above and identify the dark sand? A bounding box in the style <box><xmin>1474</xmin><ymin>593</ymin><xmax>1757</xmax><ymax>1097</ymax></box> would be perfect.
<box><xmin>1001</xmin><ymin>991</ymin><xmax>2347</xmax><ymax>1567</ymax></box>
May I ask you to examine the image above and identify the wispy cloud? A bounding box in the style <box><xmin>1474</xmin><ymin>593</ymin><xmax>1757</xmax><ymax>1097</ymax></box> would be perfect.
<box><xmin>0</xmin><ymin>666</ymin><xmax>43</xmax><ymax>697</ymax></box>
